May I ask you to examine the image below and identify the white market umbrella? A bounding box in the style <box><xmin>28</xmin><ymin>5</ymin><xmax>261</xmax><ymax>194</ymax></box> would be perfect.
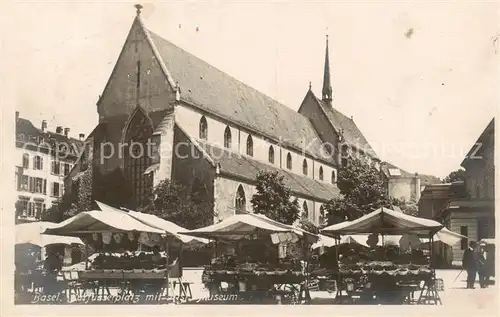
<box><xmin>16</xmin><ymin>222</ymin><xmax>84</xmax><ymax>247</ymax></box>
<box><xmin>95</xmin><ymin>201</ymin><xmax>209</xmax><ymax>247</ymax></box>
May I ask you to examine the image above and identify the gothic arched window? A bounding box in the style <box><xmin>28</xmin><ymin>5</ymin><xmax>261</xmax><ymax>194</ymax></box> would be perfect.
<box><xmin>303</xmin><ymin>201</ymin><xmax>309</xmax><ymax>219</ymax></box>
<box><xmin>302</xmin><ymin>159</ymin><xmax>308</xmax><ymax>175</ymax></box>
<box><xmin>319</xmin><ymin>205</ymin><xmax>326</xmax><ymax>224</ymax></box>
<box><xmin>319</xmin><ymin>166</ymin><xmax>324</xmax><ymax>181</ymax></box>
<box><xmin>235</xmin><ymin>185</ymin><xmax>246</xmax><ymax>212</ymax></box>
<box><xmin>224</xmin><ymin>126</ymin><xmax>232</xmax><ymax>149</ymax></box>
<box><xmin>124</xmin><ymin>108</ymin><xmax>153</xmax><ymax>208</ymax></box>
<box><xmin>246</xmin><ymin>135</ymin><xmax>253</xmax><ymax>157</ymax></box>
<box><xmin>286</xmin><ymin>153</ymin><xmax>292</xmax><ymax>170</ymax></box>
<box><xmin>199</xmin><ymin>116</ymin><xmax>208</xmax><ymax>140</ymax></box>
<box><xmin>268</xmin><ymin>146</ymin><xmax>275</xmax><ymax>164</ymax></box>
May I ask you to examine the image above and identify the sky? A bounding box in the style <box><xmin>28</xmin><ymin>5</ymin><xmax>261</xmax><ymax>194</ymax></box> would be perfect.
<box><xmin>2</xmin><ymin>0</ymin><xmax>498</xmax><ymax>178</ymax></box>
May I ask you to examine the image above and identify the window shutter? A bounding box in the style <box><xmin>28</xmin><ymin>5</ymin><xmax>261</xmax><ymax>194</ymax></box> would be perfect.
<box><xmin>50</xmin><ymin>182</ymin><xmax>54</xmax><ymax>196</ymax></box>
<box><xmin>29</xmin><ymin>177</ymin><xmax>34</xmax><ymax>192</ymax></box>
<box><xmin>43</xmin><ymin>179</ymin><xmax>47</xmax><ymax>194</ymax></box>
<box><xmin>33</xmin><ymin>156</ymin><xmax>36</xmax><ymax>169</ymax></box>
<box><xmin>60</xmin><ymin>184</ymin><xmax>64</xmax><ymax>197</ymax></box>
<box><xmin>40</xmin><ymin>157</ymin><xmax>43</xmax><ymax>170</ymax></box>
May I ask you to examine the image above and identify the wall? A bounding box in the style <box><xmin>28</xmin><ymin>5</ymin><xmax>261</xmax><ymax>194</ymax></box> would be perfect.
<box><xmin>97</xmin><ymin>19</ymin><xmax>177</xmax><ymax>121</ymax></box>
<box><xmin>449</xmin><ymin>217</ymin><xmax>477</xmax><ymax>265</ymax></box>
<box><xmin>214</xmin><ymin>177</ymin><xmax>256</xmax><ymax>220</ymax></box>
<box><xmin>15</xmin><ymin>144</ymin><xmax>77</xmax><ymax>220</ymax></box>
<box><xmin>464</xmin><ymin>128</ymin><xmax>495</xmax><ymax>200</ymax></box>
<box><xmin>387</xmin><ymin>177</ymin><xmax>420</xmax><ymax>202</ymax></box>
<box><xmin>298</xmin><ymin>92</ymin><xmax>340</xmax><ymax>165</ymax></box>
<box><xmin>171</xmin><ymin>125</ymin><xmax>216</xmax><ymax>209</ymax></box>
<box><xmin>175</xmin><ymin>104</ymin><xmax>337</xmax><ymax>186</ymax></box>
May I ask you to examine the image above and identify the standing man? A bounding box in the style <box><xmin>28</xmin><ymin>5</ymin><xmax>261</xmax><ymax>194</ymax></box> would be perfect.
<box><xmin>476</xmin><ymin>244</ymin><xmax>487</xmax><ymax>288</ymax></box>
<box><xmin>462</xmin><ymin>241</ymin><xmax>477</xmax><ymax>289</ymax></box>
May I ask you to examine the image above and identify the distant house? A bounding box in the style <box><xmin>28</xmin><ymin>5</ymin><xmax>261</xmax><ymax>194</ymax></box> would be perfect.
<box><xmin>380</xmin><ymin>161</ymin><xmax>441</xmax><ymax>203</ymax></box>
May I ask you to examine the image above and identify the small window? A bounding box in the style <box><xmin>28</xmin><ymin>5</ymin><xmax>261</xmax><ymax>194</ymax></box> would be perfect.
<box><xmin>22</xmin><ymin>154</ymin><xmax>29</xmax><ymax>168</ymax></box>
<box><xmin>303</xmin><ymin>201</ymin><xmax>309</xmax><ymax>219</ymax></box>
<box><xmin>246</xmin><ymin>135</ymin><xmax>253</xmax><ymax>157</ymax></box>
<box><xmin>235</xmin><ymin>185</ymin><xmax>246</xmax><ymax>212</ymax></box>
<box><xmin>52</xmin><ymin>182</ymin><xmax>60</xmax><ymax>197</ymax></box>
<box><xmin>460</xmin><ymin>226</ymin><xmax>468</xmax><ymax>250</ymax></box>
<box><xmin>332</xmin><ymin>170</ymin><xmax>337</xmax><ymax>184</ymax></box>
<box><xmin>33</xmin><ymin>156</ymin><xmax>43</xmax><ymax>170</ymax></box>
<box><xmin>64</xmin><ymin>163</ymin><xmax>71</xmax><ymax>176</ymax></box>
<box><xmin>223</xmin><ymin>126</ymin><xmax>232</xmax><ymax>149</ymax></box>
<box><xmin>302</xmin><ymin>159</ymin><xmax>308</xmax><ymax>175</ymax></box>
<box><xmin>286</xmin><ymin>153</ymin><xmax>292</xmax><ymax>170</ymax></box>
<box><xmin>319</xmin><ymin>166</ymin><xmax>324</xmax><ymax>181</ymax></box>
<box><xmin>268</xmin><ymin>146</ymin><xmax>275</xmax><ymax>164</ymax></box>
<box><xmin>199</xmin><ymin>116</ymin><xmax>208</xmax><ymax>140</ymax></box>
<box><xmin>51</xmin><ymin>161</ymin><xmax>60</xmax><ymax>175</ymax></box>
<box><xmin>319</xmin><ymin>205</ymin><xmax>326</xmax><ymax>224</ymax></box>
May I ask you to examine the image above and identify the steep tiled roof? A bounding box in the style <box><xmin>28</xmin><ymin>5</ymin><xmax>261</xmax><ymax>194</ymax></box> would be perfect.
<box><xmin>314</xmin><ymin>96</ymin><xmax>378</xmax><ymax>159</ymax></box>
<box><xmin>144</xmin><ymin>28</ymin><xmax>332</xmax><ymax>164</ymax></box>
<box><xmin>196</xmin><ymin>142</ymin><xmax>341</xmax><ymax>202</ymax></box>
<box><xmin>16</xmin><ymin>117</ymin><xmax>84</xmax><ymax>154</ymax></box>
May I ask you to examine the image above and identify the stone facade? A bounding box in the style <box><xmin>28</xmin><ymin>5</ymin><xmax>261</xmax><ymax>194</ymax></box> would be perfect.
<box><xmin>65</xmin><ymin>11</ymin><xmax>383</xmax><ymax>227</ymax></box>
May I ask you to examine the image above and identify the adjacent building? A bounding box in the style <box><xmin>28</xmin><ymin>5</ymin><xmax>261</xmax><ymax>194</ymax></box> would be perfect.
<box><xmin>64</xmin><ymin>6</ymin><xmax>380</xmax><ymax>226</ymax></box>
<box><xmin>420</xmin><ymin>118</ymin><xmax>495</xmax><ymax>266</ymax></box>
<box><xmin>380</xmin><ymin>161</ymin><xmax>441</xmax><ymax>203</ymax></box>
<box><xmin>15</xmin><ymin>112</ymin><xmax>83</xmax><ymax>223</ymax></box>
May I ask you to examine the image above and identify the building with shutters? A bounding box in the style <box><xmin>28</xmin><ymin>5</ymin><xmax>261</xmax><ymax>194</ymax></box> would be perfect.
<box><xmin>15</xmin><ymin>112</ymin><xmax>84</xmax><ymax>223</ymax></box>
<box><xmin>64</xmin><ymin>5</ymin><xmax>380</xmax><ymax>226</ymax></box>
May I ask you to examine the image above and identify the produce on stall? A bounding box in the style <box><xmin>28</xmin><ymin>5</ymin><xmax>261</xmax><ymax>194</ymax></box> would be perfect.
<box><xmin>181</xmin><ymin>212</ymin><xmax>318</xmax><ymax>304</ymax></box>
<box><xmin>43</xmin><ymin>201</ymin><xmax>206</xmax><ymax>302</ymax></box>
<box><xmin>320</xmin><ymin>207</ymin><xmax>464</xmax><ymax>305</ymax></box>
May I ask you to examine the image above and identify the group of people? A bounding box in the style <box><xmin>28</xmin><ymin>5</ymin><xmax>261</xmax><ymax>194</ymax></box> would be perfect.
<box><xmin>462</xmin><ymin>241</ymin><xmax>490</xmax><ymax>289</ymax></box>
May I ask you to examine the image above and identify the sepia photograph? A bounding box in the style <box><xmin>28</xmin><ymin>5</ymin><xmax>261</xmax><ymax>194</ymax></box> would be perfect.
<box><xmin>2</xmin><ymin>0</ymin><xmax>498</xmax><ymax>315</ymax></box>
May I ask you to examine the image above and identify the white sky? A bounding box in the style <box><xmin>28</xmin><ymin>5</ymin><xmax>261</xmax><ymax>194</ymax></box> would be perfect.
<box><xmin>2</xmin><ymin>1</ymin><xmax>498</xmax><ymax>178</ymax></box>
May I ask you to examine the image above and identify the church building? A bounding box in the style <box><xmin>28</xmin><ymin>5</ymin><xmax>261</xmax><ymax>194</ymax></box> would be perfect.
<box><xmin>65</xmin><ymin>5</ymin><xmax>379</xmax><ymax>225</ymax></box>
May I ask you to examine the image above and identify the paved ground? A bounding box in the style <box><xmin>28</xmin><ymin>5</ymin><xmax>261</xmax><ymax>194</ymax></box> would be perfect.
<box><xmin>181</xmin><ymin>268</ymin><xmax>498</xmax><ymax>312</ymax></box>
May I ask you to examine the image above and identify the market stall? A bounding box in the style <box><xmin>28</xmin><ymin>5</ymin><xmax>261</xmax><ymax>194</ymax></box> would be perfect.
<box><xmin>43</xmin><ymin>202</ymin><xmax>205</xmax><ymax>303</ymax></box>
<box><xmin>320</xmin><ymin>207</ymin><xmax>452</xmax><ymax>305</ymax></box>
<box><xmin>181</xmin><ymin>212</ymin><xmax>318</xmax><ymax>304</ymax></box>
<box><xmin>15</xmin><ymin>222</ymin><xmax>85</xmax><ymax>302</ymax></box>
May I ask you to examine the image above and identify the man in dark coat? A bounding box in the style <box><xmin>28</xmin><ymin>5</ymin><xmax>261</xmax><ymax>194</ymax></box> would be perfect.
<box><xmin>462</xmin><ymin>241</ymin><xmax>477</xmax><ymax>289</ymax></box>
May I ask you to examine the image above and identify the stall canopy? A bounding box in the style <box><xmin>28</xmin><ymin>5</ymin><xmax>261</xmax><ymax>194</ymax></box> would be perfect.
<box><xmin>95</xmin><ymin>201</ymin><xmax>208</xmax><ymax>247</ymax></box>
<box><xmin>321</xmin><ymin>207</ymin><xmax>444</xmax><ymax>236</ymax></box>
<box><xmin>16</xmin><ymin>222</ymin><xmax>84</xmax><ymax>247</ymax></box>
<box><xmin>312</xmin><ymin>234</ymin><xmax>402</xmax><ymax>249</ymax></box>
<box><xmin>43</xmin><ymin>209</ymin><xmax>165</xmax><ymax>237</ymax></box>
<box><xmin>181</xmin><ymin>212</ymin><xmax>317</xmax><ymax>241</ymax></box>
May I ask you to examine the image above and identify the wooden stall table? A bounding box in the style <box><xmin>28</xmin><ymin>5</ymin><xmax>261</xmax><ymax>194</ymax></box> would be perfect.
<box><xmin>78</xmin><ymin>269</ymin><xmax>169</xmax><ymax>302</ymax></box>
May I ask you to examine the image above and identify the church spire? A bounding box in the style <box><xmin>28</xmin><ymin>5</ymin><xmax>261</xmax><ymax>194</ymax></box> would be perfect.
<box><xmin>322</xmin><ymin>34</ymin><xmax>333</xmax><ymax>106</ymax></box>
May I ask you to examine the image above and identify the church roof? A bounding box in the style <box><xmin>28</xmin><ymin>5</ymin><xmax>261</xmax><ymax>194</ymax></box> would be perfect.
<box><xmin>143</xmin><ymin>26</ymin><xmax>333</xmax><ymax>164</ymax></box>
<box><xmin>198</xmin><ymin>143</ymin><xmax>341</xmax><ymax>202</ymax></box>
<box><xmin>311</xmin><ymin>94</ymin><xmax>378</xmax><ymax>159</ymax></box>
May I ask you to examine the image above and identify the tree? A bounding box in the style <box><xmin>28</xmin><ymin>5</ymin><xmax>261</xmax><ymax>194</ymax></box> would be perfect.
<box><xmin>443</xmin><ymin>169</ymin><xmax>466</xmax><ymax>183</ymax></box>
<box><xmin>251</xmin><ymin>171</ymin><xmax>300</xmax><ymax>225</ymax></box>
<box><xmin>41</xmin><ymin>200</ymin><xmax>63</xmax><ymax>223</ymax></box>
<box><xmin>137</xmin><ymin>179</ymin><xmax>213</xmax><ymax>229</ymax></box>
<box><xmin>324</xmin><ymin>158</ymin><xmax>397</xmax><ymax>224</ymax></box>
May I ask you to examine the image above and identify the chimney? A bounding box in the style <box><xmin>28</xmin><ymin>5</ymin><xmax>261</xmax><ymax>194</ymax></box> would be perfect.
<box><xmin>15</xmin><ymin>111</ymin><xmax>19</xmax><ymax>121</ymax></box>
<box><xmin>64</xmin><ymin>128</ymin><xmax>70</xmax><ymax>137</ymax></box>
<box><xmin>41</xmin><ymin>120</ymin><xmax>48</xmax><ymax>132</ymax></box>
<box><xmin>79</xmin><ymin>133</ymin><xmax>85</xmax><ymax>141</ymax></box>
<box><xmin>56</xmin><ymin>126</ymin><xmax>63</xmax><ymax>134</ymax></box>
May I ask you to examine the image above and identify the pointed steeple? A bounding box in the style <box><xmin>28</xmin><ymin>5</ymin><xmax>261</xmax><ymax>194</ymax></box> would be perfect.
<box><xmin>322</xmin><ymin>34</ymin><xmax>333</xmax><ymax>106</ymax></box>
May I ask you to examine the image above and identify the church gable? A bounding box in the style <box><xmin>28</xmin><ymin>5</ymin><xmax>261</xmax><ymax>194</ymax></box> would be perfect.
<box><xmin>97</xmin><ymin>17</ymin><xmax>176</xmax><ymax>120</ymax></box>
